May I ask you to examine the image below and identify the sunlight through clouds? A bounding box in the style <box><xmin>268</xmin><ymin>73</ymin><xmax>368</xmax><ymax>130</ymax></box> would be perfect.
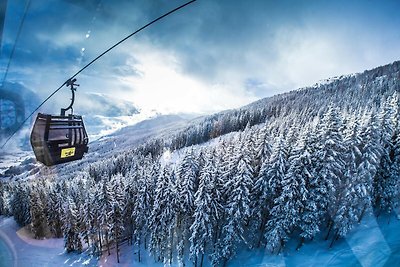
<box><xmin>117</xmin><ymin>46</ymin><xmax>257</xmax><ymax>114</ymax></box>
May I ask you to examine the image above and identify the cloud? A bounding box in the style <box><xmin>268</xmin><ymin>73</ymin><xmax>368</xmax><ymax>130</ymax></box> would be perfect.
<box><xmin>115</xmin><ymin>44</ymin><xmax>257</xmax><ymax>114</ymax></box>
<box><xmin>2</xmin><ymin>0</ymin><xmax>400</xmax><ymax>117</ymax></box>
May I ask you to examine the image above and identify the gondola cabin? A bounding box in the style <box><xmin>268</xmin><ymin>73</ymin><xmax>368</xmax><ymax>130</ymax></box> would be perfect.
<box><xmin>30</xmin><ymin>79</ymin><xmax>88</xmax><ymax>166</ymax></box>
<box><xmin>30</xmin><ymin>113</ymin><xmax>89</xmax><ymax>166</ymax></box>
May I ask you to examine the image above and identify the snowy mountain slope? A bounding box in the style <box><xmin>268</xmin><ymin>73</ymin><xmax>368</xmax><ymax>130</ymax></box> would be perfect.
<box><xmin>89</xmin><ymin>114</ymin><xmax>192</xmax><ymax>157</ymax></box>
<box><xmin>76</xmin><ymin>92</ymin><xmax>141</xmax><ymax>140</ymax></box>
<box><xmin>0</xmin><ymin>82</ymin><xmax>40</xmax><ymax>150</ymax></box>
<box><xmin>0</xmin><ymin>60</ymin><xmax>399</xmax><ymax>267</ymax></box>
<box><xmin>148</xmin><ymin>60</ymin><xmax>400</xmax><ymax>154</ymax></box>
<box><xmin>78</xmin><ymin>92</ymin><xmax>139</xmax><ymax>117</ymax></box>
<box><xmin>0</xmin><ymin>113</ymin><xmax>193</xmax><ymax>179</ymax></box>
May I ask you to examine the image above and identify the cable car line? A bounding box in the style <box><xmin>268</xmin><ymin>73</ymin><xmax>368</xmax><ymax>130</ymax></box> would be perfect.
<box><xmin>0</xmin><ymin>0</ymin><xmax>197</xmax><ymax>150</ymax></box>
<box><xmin>1</xmin><ymin>0</ymin><xmax>31</xmax><ymax>87</ymax></box>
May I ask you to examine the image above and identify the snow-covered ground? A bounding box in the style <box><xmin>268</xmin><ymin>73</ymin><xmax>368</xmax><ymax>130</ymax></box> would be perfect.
<box><xmin>0</xmin><ymin>216</ymin><xmax>97</xmax><ymax>267</ymax></box>
<box><xmin>98</xmin><ymin>213</ymin><xmax>400</xmax><ymax>266</ymax></box>
<box><xmin>230</xmin><ymin>214</ymin><xmax>400</xmax><ymax>267</ymax></box>
<box><xmin>0</xmin><ymin>150</ymin><xmax>35</xmax><ymax>178</ymax></box>
<box><xmin>3</xmin><ymin>213</ymin><xmax>395</xmax><ymax>267</ymax></box>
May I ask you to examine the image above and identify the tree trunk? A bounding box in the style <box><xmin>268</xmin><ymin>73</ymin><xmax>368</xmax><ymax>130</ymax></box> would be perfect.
<box><xmin>115</xmin><ymin>237</ymin><xmax>119</xmax><ymax>263</ymax></box>
<box><xmin>116</xmin><ymin>232</ymin><xmax>120</xmax><ymax>263</ymax></box>
<box><xmin>257</xmin><ymin>216</ymin><xmax>267</xmax><ymax>248</ymax></box>
<box><xmin>85</xmin><ymin>232</ymin><xmax>90</xmax><ymax>248</ymax></box>
<box><xmin>376</xmin><ymin>208</ymin><xmax>381</xmax><ymax>218</ymax></box>
<box><xmin>329</xmin><ymin>230</ymin><xmax>339</xmax><ymax>248</ymax></box>
<box><xmin>277</xmin><ymin>239</ymin><xmax>283</xmax><ymax>255</ymax></box>
<box><xmin>325</xmin><ymin>220</ymin><xmax>333</xmax><ymax>240</ymax></box>
<box><xmin>200</xmin><ymin>253</ymin><xmax>204</xmax><ymax>267</ymax></box>
<box><xmin>138</xmin><ymin>235</ymin><xmax>141</xmax><ymax>262</ymax></box>
<box><xmin>296</xmin><ymin>237</ymin><xmax>305</xmax><ymax>251</ymax></box>
<box><xmin>169</xmin><ymin>229</ymin><xmax>174</xmax><ymax>265</ymax></box>
<box><xmin>98</xmin><ymin>230</ymin><xmax>103</xmax><ymax>253</ymax></box>
<box><xmin>106</xmin><ymin>232</ymin><xmax>110</xmax><ymax>256</ymax></box>
<box><xmin>222</xmin><ymin>258</ymin><xmax>227</xmax><ymax>267</ymax></box>
<box><xmin>213</xmin><ymin>225</ymin><xmax>219</xmax><ymax>244</ymax></box>
<box><xmin>358</xmin><ymin>204</ymin><xmax>366</xmax><ymax>223</ymax></box>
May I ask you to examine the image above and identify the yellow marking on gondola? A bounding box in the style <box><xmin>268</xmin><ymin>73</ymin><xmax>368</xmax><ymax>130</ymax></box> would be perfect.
<box><xmin>61</xmin><ymin>147</ymin><xmax>75</xmax><ymax>158</ymax></box>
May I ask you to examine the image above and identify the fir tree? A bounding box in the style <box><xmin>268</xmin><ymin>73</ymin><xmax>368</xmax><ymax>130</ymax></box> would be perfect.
<box><xmin>149</xmin><ymin>166</ymin><xmax>176</xmax><ymax>263</ymax></box>
<box><xmin>30</xmin><ymin>187</ymin><xmax>48</xmax><ymax>239</ymax></box>
<box><xmin>357</xmin><ymin>111</ymin><xmax>382</xmax><ymax>219</ymax></box>
<box><xmin>189</xmin><ymin>151</ymin><xmax>220</xmax><ymax>267</ymax></box>
<box><xmin>62</xmin><ymin>197</ymin><xmax>82</xmax><ymax>253</ymax></box>
<box><xmin>374</xmin><ymin>94</ymin><xmax>398</xmax><ymax>214</ymax></box>
<box><xmin>10</xmin><ymin>183</ymin><xmax>31</xmax><ymax>226</ymax></box>
<box><xmin>214</xmin><ymin>142</ymin><xmax>253</xmax><ymax>264</ymax></box>
<box><xmin>298</xmin><ymin>129</ymin><xmax>321</xmax><ymax>244</ymax></box>
<box><xmin>256</xmin><ymin>134</ymin><xmax>288</xmax><ymax>247</ymax></box>
<box><xmin>47</xmin><ymin>183</ymin><xmax>64</xmax><ymax>238</ymax></box>
<box><xmin>314</xmin><ymin>105</ymin><xmax>345</xmax><ymax>238</ymax></box>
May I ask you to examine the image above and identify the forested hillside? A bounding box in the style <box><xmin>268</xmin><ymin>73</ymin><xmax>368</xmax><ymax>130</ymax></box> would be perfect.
<box><xmin>0</xmin><ymin>61</ymin><xmax>399</xmax><ymax>266</ymax></box>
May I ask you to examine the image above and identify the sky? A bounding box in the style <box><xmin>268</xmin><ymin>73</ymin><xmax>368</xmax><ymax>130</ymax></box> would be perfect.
<box><xmin>1</xmin><ymin>0</ymin><xmax>400</xmax><ymax>115</ymax></box>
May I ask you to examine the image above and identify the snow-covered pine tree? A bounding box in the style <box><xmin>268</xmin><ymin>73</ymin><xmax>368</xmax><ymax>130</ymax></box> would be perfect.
<box><xmin>10</xmin><ymin>182</ymin><xmax>31</xmax><ymax>226</ymax></box>
<box><xmin>0</xmin><ymin>182</ymin><xmax>6</xmax><ymax>216</ymax></box>
<box><xmin>297</xmin><ymin>128</ymin><xmax>321</xmax><ymax>247</ymax></box>
<box><xmin>189</xmin><ymin>149</ymin><xmax>221</xmax><ymax>267</ymax></box>
<box><xmin>391</xmin><ymin>100</ymin><xmax>400</xmax><ymax>211</ymax></box>
<box><xmin>47</xmin><ymin>182</ymin><xmax>64</xmax><ymax>238</ymax></box>
<box><xmin>248</xmin><ymin>123</ymin><xmax>272</xmax><ymax>248</ymax></box>
<box><xmin>109</xmin><ymin>174</ymin><xmax>125</xmax><ymax>263</ymax></box>
<box><xmin>80</xmin><ymin>183</ymin><xmax>96</xmax><ymax>252</ymax></box>
<box><xmin>30</xmin><ymin>186</ymin><xmax>48</xmax><ymax>239</ymax></box>
<box><xmin>258</xmin><ymin>134</ymin><xmax>288</xmax><ymax>248</ymax></box>
<box><xmin>140</xmin><ymin>157</ymin><xmax>159</xmax><ymax>251</ymax></box>
<box><xmin>357</xmin><ymin>110</ymin><xmax>382</xmax><ymax>221</ymax></box>
<box><xmin>97</xmin><ymin>177</ymin><xmax>113</xmax><ymax>255</ymax></box>
<box><xmin>174</xmin><ymin>148</ymin><xmax>200</xmax><ymax>264</ymax></box>
<box><xmin>176</xmin><ymin>148</ymin><xmax>199</xmax><ymax>216</ymax></box>
<box><xmin>214</xmin><ymin>140</ymin><xmax>253</xmax><ymax>264</ymax></box>
<box><xmin>62</xmin><ymin>197</ymin><xmax>82</xmax><ymax>253</ymax></box>
<box><xmin>242</xmin><ymin>123</ymin><xmax>258</xmax><ymax>175</ymax></box>
<box><xmin>253</xmin><ymin>122</ymin><xmax>272</xmax><ymax>177</ymax></box>
<box><xmin>211</xmin><ymin>139</ymin><xmax>237</xmax><ymax>250</ymax></box>
<box><xmin>2</xmin><ymin>182</ymin><xmax>12</xmax><ymax>216</ymax></box>
<box><xmin>123</xmin><ymin>169</ymin><xmax>135</xmax><ymax>246</ymax></box>
<box><xmin>266</xmin><ymin>128</ymin><xmax>312</xmax><ymax>253</ymax></box>
<box><xmin>91</xmin><ymin>183</ymin><xmax>104</xmax><ymax>255</ymax></box>
<box><xmin>331</xmin><ymin>169</ymin><xmax>359</xmax><ymax>240</ymax></box>
<box><xmin>314</xmin><ymin>105</ymin><xmax>345</xmax><ymax>238</ymax></box>
<box><xmin>149</xmin><ymin>165</ymin><xmax>176</xmax><ymax>263</ymax></box>
<box><xmin>331</xmin><ymin>117</ymin><xmax>363</xmax><ymax>245</ymax></box>
<box><xmin>374</xmin><ymin>94</ymin><xmax>398</xmax><ymax>215</ymax></box>
<box><xmin>130</xmin><ymin>157</ymin><xmax>158</xmax><ymax>254</ymax></box>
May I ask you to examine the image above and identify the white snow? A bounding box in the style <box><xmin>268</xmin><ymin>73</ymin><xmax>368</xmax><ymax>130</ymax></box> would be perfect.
<box><xmin>0</xmin><ymin>216</ymin><xmax>97</xmax><ymax>266</ymax></box>
<box><xmin>229</xmin><ymin>214</ymin><xmax>400</xmax><ymax>266</ymax></box>
<box><xmin>93</xmin><ymin>214</ymin><xmax>400</xmax><ymax>266</ymax></box>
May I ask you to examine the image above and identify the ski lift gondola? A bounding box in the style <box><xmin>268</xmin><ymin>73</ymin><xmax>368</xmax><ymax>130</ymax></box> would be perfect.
<box><xmin>30</xmin><ymin>79</ymin><xmax>89</xmax><ymax>166</ymax></box>
<box><xmin>1</xmin><ymin>0</ymin><xmax>196</xmax><ymax>155</ymax></box>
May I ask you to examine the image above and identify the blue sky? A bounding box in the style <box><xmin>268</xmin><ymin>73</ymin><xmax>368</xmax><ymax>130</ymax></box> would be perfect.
<box><xmin>1</xmin><ymin>0</ymin><xmax>400</xmax><ymax>114</ymax></box>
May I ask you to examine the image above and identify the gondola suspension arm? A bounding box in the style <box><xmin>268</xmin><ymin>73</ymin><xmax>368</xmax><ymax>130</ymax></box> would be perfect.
<box><xmin>61</xmin><ymin>78</ymin><xmax>79</xmax><ymax>116</ymax></box>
